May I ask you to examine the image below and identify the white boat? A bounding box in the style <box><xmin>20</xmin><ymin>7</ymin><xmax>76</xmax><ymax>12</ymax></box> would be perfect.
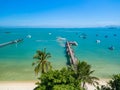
<box><xmin>96</xmin><ymin>40</ymin><xmax>101</xmax><ymax>43</ymax></box>
<box><xmin>56</xmin><ymin>37</ymin><xmax>66</xmax><ymax>41</ymax></box>
<box><xmin>27</xmin><ymin>35</ymin><xmax>32</xmax><ymax>38</ymax></box>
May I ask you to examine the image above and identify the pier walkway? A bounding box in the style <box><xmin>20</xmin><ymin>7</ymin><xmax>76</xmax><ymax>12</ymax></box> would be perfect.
<box><xmin>0</xmin><ymin>39</ymin><xmax>23</xmax><ymax>47</ymax></box>
<box><xmin>66</xmin><ymin>41</ymin><xmax>78</xmax><ymax>65</ymax></box>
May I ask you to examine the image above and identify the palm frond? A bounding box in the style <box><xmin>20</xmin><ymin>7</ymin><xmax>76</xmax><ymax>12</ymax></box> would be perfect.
<box><xmin>32</xmin><ymin>62</ymin><xmax>36</xmax><ymax>66</ymax></box>
<box><xmin>33</xmin><ymin>48</ymin><xmax>52</xmax><ymax>75</ymax></box>
<box><xmin>34</xmin><ymin>65</ymin><xmax>39</xmax><ymax>75</ymax></box>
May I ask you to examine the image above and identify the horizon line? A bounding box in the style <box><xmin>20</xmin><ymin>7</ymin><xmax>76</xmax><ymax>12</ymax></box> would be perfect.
<box><xmin>0</xmin><ymin>25</ymin><xmax>120</xmax><ymax>28</ymax></box>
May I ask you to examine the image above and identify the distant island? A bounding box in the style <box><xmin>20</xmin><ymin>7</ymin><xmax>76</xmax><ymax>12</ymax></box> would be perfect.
<box><xmin>105</xmin><ymin>25</ymin><xmax>120</xmax><ymax>29</ymax></box>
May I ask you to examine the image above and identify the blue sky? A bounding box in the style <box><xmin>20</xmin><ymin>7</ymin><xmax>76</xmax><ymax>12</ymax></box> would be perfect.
<box><xmin>0</xmin><ymin>0</ymin><xmax>120</xmax><ymax>27</ymax></box>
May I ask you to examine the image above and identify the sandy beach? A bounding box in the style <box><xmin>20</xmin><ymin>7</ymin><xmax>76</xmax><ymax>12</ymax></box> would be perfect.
<box><xmin>86</xmin><ymin>79</ymin><xmax>109</xmax><ymax>90</ymax></box>
<box><xmin>0</xmin><ymin>79</ymin><xmax>109</xmax><ymax>90</ymax></box>
<box><xmin>0</xmin><ymin>81</ymin><xmax>36</xmax><ymax>90</ymax></box>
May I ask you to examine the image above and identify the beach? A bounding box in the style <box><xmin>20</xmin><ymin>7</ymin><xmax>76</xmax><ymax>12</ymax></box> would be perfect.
<box><xmin>0</xmin><ymin>0</ymin><xmax>120</xmax><ymax>89</ymax></box>
<box><xmin>86</xmin><ymin>79</ymin><xmax>109</xmax><ymax>90</ymax></box>
<box><xmin>0</xmin><ymin>81</ymin><xmax>36</xmax><ymax>90</ymax></box>
<box><xmin>0</xmin><ymin>28</ymin><xmax>120</xmax><ymax>80</ymax></box>
<box><xmin>0</xmin><ymin>79</ymin><xmax>109</xmax><ymax>90</ymax></box>
<box><xmin>0</xmin><ymin>28</ymin><xmax>120</xmax><ymax>89</ymax></box>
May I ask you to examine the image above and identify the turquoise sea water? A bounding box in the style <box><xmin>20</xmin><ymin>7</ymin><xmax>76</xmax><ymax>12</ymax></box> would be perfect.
<box><xmin>0</xmin><ymin>28</ymin><xmax>120</xmax><ymax>81</ymax></box>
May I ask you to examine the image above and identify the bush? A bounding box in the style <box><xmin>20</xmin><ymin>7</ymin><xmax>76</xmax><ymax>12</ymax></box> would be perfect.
<box><xmin>34</xmin><ymin>68</ymin><xmax>83</xmax><ymax>90</ymax></box>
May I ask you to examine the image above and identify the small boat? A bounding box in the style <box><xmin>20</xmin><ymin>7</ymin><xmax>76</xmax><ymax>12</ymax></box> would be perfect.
<box><xmin>96</xmin><ymin>40</ymin><xmax>101</xmax><ymax>43</ymax></box>
<box><xmin>79</xmin><ymin>33</ymin><xmax>87</xmax><ymax>39</ymax></box>
<box><xmin>57</xmin><ymin>37</ymin><xmax>66</xmax><ymax>41</ymax></box>
<box><xmin>108</xmin><ymin>46</ymin><xmax>115</xmax><ymax>51</ymax></box>
<box><xmin>82</xmin><ymin>36</ymin><xmax>87</xmax><ymax>39</ymax></box>
<box><xmin>69</xmin><ymin>41</ymin><xmax>78</xmax><ymax>46</ymax></box>
<box><xmin>48</xmin><ymin>33</ymin><xmax>52</xmax><ymax>35</ymax></box>
<box><xmin>96</xmin><ymin>34</ymin><xmax>99</xmax><ymax>36</ymax></box>
<box><xmin>27</xmin><ymin>35</ymin><xmax>31</xmax><ymax>38</ymax></box>
<box><xmin>105</xmin><ymin>35</ymin><xmax>108</xmax><ymax>38</ymax></box>
<box><xmin>113</xmin><ymin>34</ymin><xmax>117</xmax><ymax>36</ymax></box>
<box><xmin>5</xmin><ymin>32</ymin><xmax>11</xmax><ymax>34</ymax></box>
<box><xmin>76</xmin><ymin>32</ymin><xmax>78</xmax><ymax>35</ymax></box>
<box><xmin>79</xmin><ymin>35</ymin><xmax>87</xmax><ymax>39</ymax></box>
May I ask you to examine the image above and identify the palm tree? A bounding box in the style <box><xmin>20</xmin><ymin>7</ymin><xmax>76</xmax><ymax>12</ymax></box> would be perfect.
<box><xmin>69</xmin><ymin>61</ymin><xmax>99</xmax><ymax>88</ymax></box>
<box><xmin>32</xmin><ymin>48</ymin><xmax>52</xmax><ymax>75</ymax></box>
<box><xmin>108</xmin><ymin>74</ymin><xmax>120</xmax><ymax>90</ymax></box>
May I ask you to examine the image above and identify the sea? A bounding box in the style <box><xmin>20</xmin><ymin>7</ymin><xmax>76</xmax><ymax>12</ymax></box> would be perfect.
<box><xmin>0</xmin><ymin>27</ymin><xmax>120</xmax><ymax>81</ymax></box>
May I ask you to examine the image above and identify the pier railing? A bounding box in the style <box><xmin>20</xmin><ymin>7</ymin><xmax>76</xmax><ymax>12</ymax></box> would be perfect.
<box><xmin>0</xmin><ymin>39</ymin><xmax>23</xmax><ymax>47</ymax></box>
<box><xmin>65</xmin><ymin>41</ymin><xmax>78</xmax><ymax>65</ymax></box>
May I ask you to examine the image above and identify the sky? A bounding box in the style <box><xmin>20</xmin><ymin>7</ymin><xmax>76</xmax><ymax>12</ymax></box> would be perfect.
<box><xmin>0</xmin><ymin>0</ymin><xmax>120</xmax><ymax>27</ymax></box>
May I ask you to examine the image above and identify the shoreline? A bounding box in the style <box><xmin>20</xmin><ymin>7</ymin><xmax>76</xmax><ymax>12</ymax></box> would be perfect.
<box><xmin>0</xmin><ymin>79</ymin><xmax>109</xmax><ymax>90</ymax></box>
<box><xmin>86</xmin><ymin>79</ymin><xmax>109</xmax><ymax>90</ymax></box>
<box><xmin>0</xmin><ymin>81</ymin><xmax>36</xmax><ymax>90</ymax></box>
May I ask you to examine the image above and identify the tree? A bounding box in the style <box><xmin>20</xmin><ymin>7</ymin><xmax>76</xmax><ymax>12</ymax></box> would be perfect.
<box><xmin>53</xmin><ymin>85</ymin><xmax>79</xmax><ymax>90</ymax></box>
<box><xmin>32</xmin><ymin>48</ymin><xmax>52</xmax><ymax>75</ymax></box>
<box><xmin>34</xmin><ymin>68</ymin><xmax>83</xmax><ymax>90</ymax></box>
<box><xmin>69</xmin><ymin>61</ymin><xmax>99</xmax><ymax>89</ymax></box>
<box><xmin>96</xmin><ymin>85</ymin><xmax>110</xmax><ymax>90</ymax></box>
<box><xmin>108</xmin><ymin>74</ymin><xmax>120</xmax><ymax>90</ymax></box>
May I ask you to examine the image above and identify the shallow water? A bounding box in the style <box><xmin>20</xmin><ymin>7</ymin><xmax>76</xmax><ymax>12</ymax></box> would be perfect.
<box><xmin>0</xmin><ymin>28</ymin><xmax>120</xmax><ymax>81</ymax></box>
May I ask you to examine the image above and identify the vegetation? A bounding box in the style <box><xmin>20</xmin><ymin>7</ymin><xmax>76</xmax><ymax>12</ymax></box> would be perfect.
<box><xmin>32</xmin><ymin>48</ymin><xmax>120</xmax><ymax>90</ymax></box>
<box><xmin>69</xmin><ymin>61</ymin><xmax>99</xmax><ymax>88</ymax></box>
<box><xmin>33</xmin><ymin>61</ymin><xmax>98</xmax><ymax>89</ymax></box>
<box><xmin>33</xmin><ymin>48</ymin><xmax>99</xmax><ymax>90</ymax></box>
<box><xmin>34</xmin><ymin>68</ymin><xmax>83</xmax><ymax>90</ymax></box>
<box><xmin>32</xmin><ymin>48</ymin><xmax>52</xmax><ymax>75</ymax></box>
<box><xmin>96</xmin><ymin>74</ymin><xmax>120</xmax><ymax>90</ymax></box>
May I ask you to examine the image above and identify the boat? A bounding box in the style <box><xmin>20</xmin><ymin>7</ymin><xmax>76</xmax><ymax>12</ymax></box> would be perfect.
<box><xmin>56</xmin><ymin>37</ymin><xmax>66</xmax><ymax>41</ymax></box>
<box><xmin>105</xmin><ymin>35</ymin><xmax>108</xmax><ymax>38</ymax></box>
<box><xmin>96</xmin><ymin>40</ymin><xmax>101</xmax><ymax>43</ymax></box>
<box><xmin>69</xmin><ymin>41</ymin><xmax>78</xmax><ymax>46</ymax></box>
<box><xmin>27</xmin><ymin>35</ymin><xmax>31</xmax><ymax>38</ymax></box>
<box><xmin>108</xmin><ymin>46</ymin><xmax>115</xmax><ymax>51</ymax></box>
<box><xmin>113</xmin><ymin>34</ymin><xmax>117</xmax><ymax>36</ymax></box>
<box><xmin>79</xmin><ymin>33</ymin><xmax>87</xmax><ymax>39</ymax></box>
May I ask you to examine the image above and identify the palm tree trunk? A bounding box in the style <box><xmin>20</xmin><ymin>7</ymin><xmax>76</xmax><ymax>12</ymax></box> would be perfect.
<box><xmin>83</xmin><ymin>82</ymin><xmax>85</xmax><ymax>88</ymax></box>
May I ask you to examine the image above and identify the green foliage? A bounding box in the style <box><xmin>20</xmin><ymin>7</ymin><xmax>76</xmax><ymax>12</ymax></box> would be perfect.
<box><xmin>32</xmin><ymin>48</ymin><xmax>52</xmax><ymax>75</ymax></box>
<box><xmin>108</xmin><ymin>74</ymin><xmax>120</xmax><ymax>90</ymax></box>
<box><xmin>32</xmin><ymin>49</ymin><xmax>99</xmax><ymax>90</ymax></box>
<box><xmin>34</xmin><ymin>68</ymin><xmax>83</xmax><ymax>90</ymax></box>
<box><xmin>53</xmin><ymin>85</ymin><xmax>80</xmax><ymax>90</ymax></box>
<box><xmin>96</xmin><ymin>85</ymin><xmax>110</xmax><ymax>90</ymax></box>
<box><xmin>70</xmin><ymin>61</ymin><xmax>99</xmax><ymax>88</ymax></box>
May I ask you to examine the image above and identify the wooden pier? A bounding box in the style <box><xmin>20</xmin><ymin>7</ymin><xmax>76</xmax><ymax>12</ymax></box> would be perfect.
<box><xmin>66</xmin><ymin>41</ymin><xmax>78</xmax><ymax>65</ymax></box>
<box><xmin>0</xmin><ymin>39</ymin><xmax>23</xmax><ymax>47</ymax></box>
